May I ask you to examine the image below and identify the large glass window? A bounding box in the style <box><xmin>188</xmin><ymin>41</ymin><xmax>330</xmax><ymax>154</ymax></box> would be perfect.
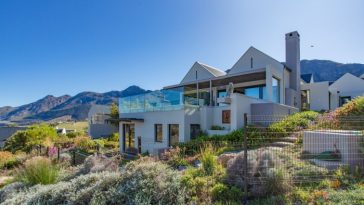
<box><xmin>168</xmin><ymin>124</ymin><xmax>179</xmax><ymax>146</ymax></box>
<box><xmin>272</xmin><ymin>77</ymin><xmax>280</xmax><ymax>103</ymax></box>
<box><xmin>154</xmin><ymin>124</ymin><xmax>163</xmax><ymax>142</ymax></box>
<box><xmin>244</xmin><ymin>85</ymin><xmax>267</xmax><ymax>100</ymax></box>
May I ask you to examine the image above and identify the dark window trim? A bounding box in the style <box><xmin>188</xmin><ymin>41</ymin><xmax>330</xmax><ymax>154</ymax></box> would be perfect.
<box><xmin>154</xmin><ymin>124</ymin><xmax>163</xmax><ymax>143</ymax></box>
<box><xmin>168</xmin><ymin>124</ymin><xmax>179</xmax><ymax>147</ymax></box>
<box><xmin>190</xmin><ymin>124</ymin><xmax>201</xmax><ymax>140</ymax></box>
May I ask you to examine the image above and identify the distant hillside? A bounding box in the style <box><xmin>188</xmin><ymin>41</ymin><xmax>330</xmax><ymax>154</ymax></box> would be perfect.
<box><xmin>301</xmin><ymin>60</ymin><xmax>364</xmax><ymax>82</ymax></box>
<box><xmin>0</xmin><ymin>85</ymin><xmax>149</xmax><ymax>123</ymax></box>
<box><xmin>2</xmin><ymin>95</ymin><xmax>71</xmax><ymax>121</ymax></box>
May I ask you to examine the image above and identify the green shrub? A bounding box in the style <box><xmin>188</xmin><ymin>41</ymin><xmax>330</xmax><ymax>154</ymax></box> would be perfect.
<box><xmin>267</xmin><ymin>111</ymin><xmax>319</xmax><ymax>138</ymax></box>
<box><xmin>211</xmin><ymin>183</ymin><xmax>243</xmax><ymax>203</ymax></box>
<box><xmin>16</xmin><ymin>157</ymin><xmax>59</xmax><ymax>185</ymax></box>
<box><xmin>4</xmin><ymin>124</ymin><xmax>58</xmax><ymax>153</ymax></box>
<box><xmin>211</xmin><ymin>125</ymin><xmax>225</xmax><ymax>130</ymax></box>
<box><xmin>73</xmin><ymin>136</ymin><xmax>96</xmax><ymax>152</ymax></box>
<box><xmin>108</xmin><ymin>133</ymin><xmax>119</xmax><ymax>142</ymax></box>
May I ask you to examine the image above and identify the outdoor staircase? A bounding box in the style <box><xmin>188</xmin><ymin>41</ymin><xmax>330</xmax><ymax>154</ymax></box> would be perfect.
<box><xmin>268</xmin><ymin>135</ymin><xmax>298</xmax><ymax>148</ymax></box>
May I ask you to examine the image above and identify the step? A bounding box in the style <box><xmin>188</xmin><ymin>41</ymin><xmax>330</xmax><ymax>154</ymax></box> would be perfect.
<box><xmin>280</xmin><ymin>136</ymin><xmax>298</xmax><ymax>143</ymax></box>
<box><xmin>269</xmin><ymin>141</ymin><xmax>295</xmax><ymax>148</ymax></box>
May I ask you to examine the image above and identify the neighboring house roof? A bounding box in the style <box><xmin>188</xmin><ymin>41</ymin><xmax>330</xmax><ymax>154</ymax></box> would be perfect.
<box><xmin>329</xmin><ymin>73</ymin><xmax>364</xmax><ymax>92</ymax></box>
<box><xmin>301</xmin><ymin>73</ymin><xmax>313</xmax><ymax>83</ymax></box>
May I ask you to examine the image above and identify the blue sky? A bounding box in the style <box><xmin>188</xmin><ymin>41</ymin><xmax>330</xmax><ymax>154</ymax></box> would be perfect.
<box><xmin>0</xmin><ymin>0</ymin><xmax>363</xmax><ymax>107</ymax></box>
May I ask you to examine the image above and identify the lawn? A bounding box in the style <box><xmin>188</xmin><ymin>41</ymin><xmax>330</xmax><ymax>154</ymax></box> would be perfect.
<box><xmin>55</xmin><ymin>121</ymin><xmax>88</xmax><ymax>133</ymax></box>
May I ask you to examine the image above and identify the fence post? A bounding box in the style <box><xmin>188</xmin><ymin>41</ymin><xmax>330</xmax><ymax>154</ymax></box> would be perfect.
<box><xmin>243</xmin><ymin>113</ymin><xmax>248</xmax><ymax>204</ymax></box>
<box><xmin>72</xmin><ymin>150</ymin><xmax>76</xmax><ymax>166</ymax></box>
<box><xmin>57</xmin><ymin>147</ymin><xmax>60</xmax><ymax>161</ymax></box>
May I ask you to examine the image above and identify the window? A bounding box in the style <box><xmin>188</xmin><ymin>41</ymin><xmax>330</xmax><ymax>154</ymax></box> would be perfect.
<box><xmin>154</xmin><ymin>124</ymin><xmax>163</xmax><ymax>142</ymax></box>
<box><xmin>169</xmin><ymin>124</ymin><xmax>179</xmax><ymax>146</ymax></box>
<box><xmin>190</xmin><ymin>124</ymin><xmax>201</xmax><ymax>140</ymax></box>
<box><xmin>340</xmin><ymin>96</ymin><xmax>351</xmax><ymax>106</ymax></box>
<box><xmin>244</xmin><ymin>85</ymin><xmax>267</xmax><ymax>100</ymax></box>
<box><xmin>272</xmin><ymin>77</ymin><xmax>280</xmax><ymax>103</ymax></box>
<box><xmin>250</xmin><ymin>57</ymin><xmax>253</xmax><ymax>68</ymax></box>
<box><xmin>217</xmin><ymin>90</ymin><xmax>227</xmax><ymax>106</ymax></box>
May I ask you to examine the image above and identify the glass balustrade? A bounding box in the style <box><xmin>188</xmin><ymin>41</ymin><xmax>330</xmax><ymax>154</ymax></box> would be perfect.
<box><xmin>120</xmin><ymin>89</ymin><xmax>206</xmax><ymax>113</ymax></box>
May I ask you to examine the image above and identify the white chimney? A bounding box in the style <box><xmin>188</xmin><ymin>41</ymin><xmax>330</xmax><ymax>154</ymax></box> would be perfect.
<box><xmin>285</xmin><ymin>31</ymin><xmax>301</xmax><ymax>109</ymax></box>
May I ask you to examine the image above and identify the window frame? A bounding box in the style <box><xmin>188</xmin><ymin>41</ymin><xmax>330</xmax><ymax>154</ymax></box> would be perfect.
<box><xmin>154</xmin><ymin>124</ymin><xmax>163</xmax><ymax>143</ymax></box>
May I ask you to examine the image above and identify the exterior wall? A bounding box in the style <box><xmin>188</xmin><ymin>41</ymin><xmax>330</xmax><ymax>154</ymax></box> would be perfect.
<box><xmin>89</xmin><ymin>124</ymin><xmax>118</xmax><ymax>139</ymax></box>
<box><xmin>229</xmin><ymin>47</ymin><xmax>284</xmax><ymax>75</ymax></box>
<box><xmin>303</xmin><ymin>130</ymin><xmax>364</xmax><ymax>167</ymax></box>
<box><xmin>329</xmin><ymin>73</ymin><xmax>364</xmax><ymax>109</ymax></box>
<box><xmin>251</xmin><ymin>103</ymin><xmax>298</xmax><ymax>126</ymax></box>
<box><xmin>285</xmin><ymin>88</ymin><xmax>296</xmax><ymax>107</ymax></box>
<box><xmin>0</xmin><ymin>127</ymin><xmax>27</xmax><ymax>148</ymax></box>
<box><xmin>230</xmin><ymin>93</ymin><xmax>266</xmax><ymax>130</ymax></box>
<box><xmin>180</xmin><ymin>62</ymin><xmax>215</xmax><ymax>84</ymax></box>
<box><xmin>301</xmin><ymin>81</ymin><xmax>330</xmax><ymax>111</ymax></box>
<box><xmin>200</xmin><ymin>106</ymin><xmax>231</xmax><ymax>131</ymax></box>
<box><xmin>119</xmin><ymin>109</ymin><xmax>199</xmax><ymax>155</ymax></box>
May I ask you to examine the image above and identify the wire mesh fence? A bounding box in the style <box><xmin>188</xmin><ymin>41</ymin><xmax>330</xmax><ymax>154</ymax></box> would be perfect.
<box><xmin>243</xmin><ymin>114</ymin><xmax>364</xmax><ymax>195</ymax></box>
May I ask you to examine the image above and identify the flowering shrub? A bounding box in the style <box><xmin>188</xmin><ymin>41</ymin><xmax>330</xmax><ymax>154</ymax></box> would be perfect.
<box><xmin>0</xmin><ymin>151</ymin><xmax>18</xmax><ymax>170</ymax></box>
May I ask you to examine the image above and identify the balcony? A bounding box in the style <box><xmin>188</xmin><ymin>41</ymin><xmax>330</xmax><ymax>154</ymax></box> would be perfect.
<box><xmin>119</xmin><ymin>89</ymin><xmax>203</xmax><ymax>114</ymax></box>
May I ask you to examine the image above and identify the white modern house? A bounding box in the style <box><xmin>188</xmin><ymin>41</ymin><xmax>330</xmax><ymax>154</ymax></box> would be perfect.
<box><xmin>118</xmin><ymin>31</ymin><xmax>302</xmax><ymax>155</ymax></box>
<box><xmin>301</xmin><ymin>72</ymin><xmax>364</xmax><ymax>111</ymax></box>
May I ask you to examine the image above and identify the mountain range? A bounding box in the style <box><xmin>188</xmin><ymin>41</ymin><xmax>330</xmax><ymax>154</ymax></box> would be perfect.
<box><xmin>1</xmin><ymin>60</ymin><xmax>363</xmax><ymax>123</ymax></box>
<box><xmin>0</xmin><ymin>85</ymin><xmax>150</xmax><ymax>124</ymax></box>
<box><xmin>300</xmin><ymin>60</ymin><xmax>364</xmax><ymax>82</ymax></box>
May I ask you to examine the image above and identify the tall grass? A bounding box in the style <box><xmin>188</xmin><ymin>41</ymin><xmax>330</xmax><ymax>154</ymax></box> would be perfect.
<box><xmin>16</xmin><ymin>156</ymin><xmax>59</xmax><ymax>185</ymax></box>
<box><xmin>200</xmin><ymin>144</ymin><xmax>219</xmax><ymax>176</ymax></box>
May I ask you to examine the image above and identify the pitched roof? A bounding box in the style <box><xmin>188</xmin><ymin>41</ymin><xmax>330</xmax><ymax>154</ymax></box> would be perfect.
<box><xmin>197</xmin><ymin>62</ymin><xmax>226</xmax><ymax>77</ymax></box>
<box><xmin>301</xmin><ymin>73</ymin><xmax>313</xmax><ymax>83</ymax></box>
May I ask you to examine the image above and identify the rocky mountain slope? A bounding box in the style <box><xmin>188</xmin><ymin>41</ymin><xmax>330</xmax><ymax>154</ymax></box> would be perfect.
<box><xmin>0</xmin><ymin>86</ymin><xmax>149</xmax><ymax>123</ymax></box>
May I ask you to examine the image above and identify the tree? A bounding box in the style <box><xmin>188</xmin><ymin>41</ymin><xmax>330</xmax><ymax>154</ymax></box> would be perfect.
<box><xmin>4</xmin><ymin>124</ymin><xmax>57</xmax><ymax>153</ymax></box>
<box><xmin>110</xmin><ymin>102</ymin><xmax>119</xmax><ymax>126</ymax></box>
<box><xmin>110</xmin><ymin>102</ymin><xmax>119</xmax><ymax>119</ymax></box>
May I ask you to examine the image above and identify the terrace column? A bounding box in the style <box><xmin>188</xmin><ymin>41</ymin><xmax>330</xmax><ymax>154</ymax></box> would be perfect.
<box><xmin>196</xmin><ymin>82</ymin><xmax>199</xmax><ymax>106</ymax></box>
<box><xmin>265</xmin><ymin>66</ymin><xmax>273</xmax><ymax>102</ymax></box>
<box><xmin>209</xmin><ymin>80</ymin><xmax>212</xmax><ymax>106</ymax></box>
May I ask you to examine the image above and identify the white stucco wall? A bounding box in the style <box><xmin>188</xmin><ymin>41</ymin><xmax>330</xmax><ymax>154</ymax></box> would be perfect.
<box><xmin>230</xmin><ymin>93</ymin><xmax>266</xmax><ymax>130</ymax></box>
<box><xmin>119</xmin><ymin>109</ymin><xmax>200</xmax><ymax>155</ymax></box>
<box><xmin>180</xmin><ymin>62</ymin><xmax>216</xmax><ymax>84</ymax></box>
<box><xmin>229</xmin><ymin>47</ymin><xmax>284</xmax><ymax>75</ymax></box>
<box><xmin>301</xmin><ymin>81</ymin><xmax>330</xmax><ymax>111</ymax></box>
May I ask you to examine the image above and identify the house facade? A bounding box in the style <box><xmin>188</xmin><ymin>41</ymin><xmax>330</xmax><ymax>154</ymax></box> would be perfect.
<box><xmin>301</xmin><ymin>73</ymin><xmax>364</xmax><ymax>111</ymax></box>
<box><xmin>88</xmin><ymin>105</ymin><xmax>118</xmax><ymax>139</ymax></box>
<box><xmin>118</xmin><ymin>31</ymin><xmax>301</xmax><ymax>155</ymax></box>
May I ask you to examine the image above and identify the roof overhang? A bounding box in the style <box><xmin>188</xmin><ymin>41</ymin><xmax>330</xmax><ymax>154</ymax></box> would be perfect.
<box><xmin>164</xmin><ymin>68</ymin><xmax>266</xmax><ymax>89</ymax></box>
<box><xmin>119</xmin><ymin>118</ymin><xmax>144</xmax><ymax>123</ymax></box>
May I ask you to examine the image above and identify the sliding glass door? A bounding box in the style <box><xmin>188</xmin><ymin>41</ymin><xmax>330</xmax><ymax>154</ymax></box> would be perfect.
<box><xmin>123</xmin><ymin>124</ymin><xmax>135</xmax><ymax>153</ymax></box>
